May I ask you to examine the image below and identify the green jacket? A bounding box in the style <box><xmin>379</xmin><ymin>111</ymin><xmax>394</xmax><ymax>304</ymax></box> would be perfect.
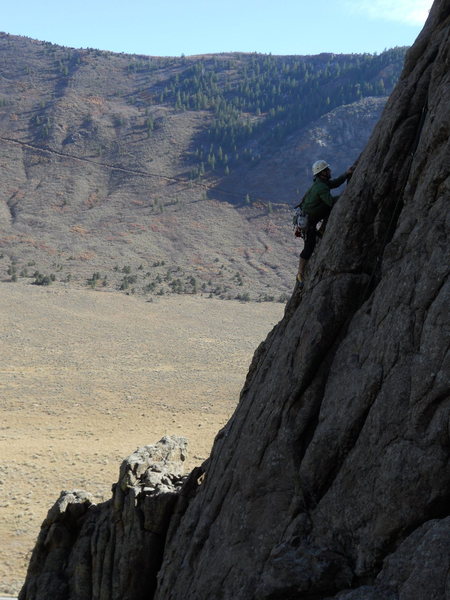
<box><xmin>302</xmin><ymin>173</ymin><xmax>347</xmax><ymax>217</ymax></box>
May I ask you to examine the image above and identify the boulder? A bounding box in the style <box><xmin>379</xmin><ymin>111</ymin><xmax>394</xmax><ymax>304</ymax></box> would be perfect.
<box><xmin>19</xmin><ymin>436</ymin><xmax>188</xmax><ymax>600</ymax></box>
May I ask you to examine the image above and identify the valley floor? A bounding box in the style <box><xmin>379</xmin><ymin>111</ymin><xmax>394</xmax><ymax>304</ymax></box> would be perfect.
<box><xmin>0</xmin><ymin>281</ymin><xmax>285</xmax><ymax>595</ymax></box>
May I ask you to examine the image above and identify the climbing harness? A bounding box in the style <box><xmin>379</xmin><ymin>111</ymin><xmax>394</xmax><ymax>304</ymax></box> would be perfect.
<box><xmin>293</xmin><ymin>201</ymin><xmax>309</xmax><ymax>239</ymax></box>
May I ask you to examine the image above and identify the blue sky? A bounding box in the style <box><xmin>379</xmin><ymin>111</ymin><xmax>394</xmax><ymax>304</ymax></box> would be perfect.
<box><xmin>2</xmin><ymin>0</ymin><xmax>433</xmax><ymax>57</ymax></box>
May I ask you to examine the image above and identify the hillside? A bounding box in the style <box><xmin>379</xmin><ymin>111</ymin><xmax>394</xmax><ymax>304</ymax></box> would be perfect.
<box><xmin>0</xmin><ymin>36</ymin><xmax>405</xmax><ymax>300</ymax></box>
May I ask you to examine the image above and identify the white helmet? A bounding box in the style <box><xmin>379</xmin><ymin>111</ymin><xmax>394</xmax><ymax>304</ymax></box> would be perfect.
<box><xmin>312</xmin><ymin>160</ymin><xmax>330</xmax><ymax>176</ymax></box>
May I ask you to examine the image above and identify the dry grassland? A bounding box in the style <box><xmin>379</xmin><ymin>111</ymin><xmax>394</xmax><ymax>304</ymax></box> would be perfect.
<box><xmin>0</xmin><ymin>281</ymin><xmax>285</xmax><ymax>595</ymax></box>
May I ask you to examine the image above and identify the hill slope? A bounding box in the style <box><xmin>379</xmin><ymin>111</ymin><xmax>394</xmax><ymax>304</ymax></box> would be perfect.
<box><xmin>0</xmin><ymin>37</ymin><xmax>404</xmax><ymax>299</ymax></box>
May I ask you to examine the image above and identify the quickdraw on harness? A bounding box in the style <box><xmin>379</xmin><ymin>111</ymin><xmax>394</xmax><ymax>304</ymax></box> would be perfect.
<box><xmin>293</xmin><ymin>199</ymin><xmax>309</xmax><ymax>240</ymax></box>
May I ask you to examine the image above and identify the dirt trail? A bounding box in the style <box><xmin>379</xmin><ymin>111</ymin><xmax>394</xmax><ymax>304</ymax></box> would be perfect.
<box><xmin>0</xmin><ymin>281</ymin><xmax>284</xmax><ymax>595</ymax></box>
<box><xmin>0</xmin><ymin>135</ymin><xmax>242</xmax><ymax>203</ymax></box>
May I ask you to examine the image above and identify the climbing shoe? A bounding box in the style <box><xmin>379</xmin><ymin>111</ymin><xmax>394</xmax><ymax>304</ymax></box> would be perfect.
<box><xmin>296</xmin><ymin>273</ymin><xmax>304</xmax><ymax>288</ymax></box>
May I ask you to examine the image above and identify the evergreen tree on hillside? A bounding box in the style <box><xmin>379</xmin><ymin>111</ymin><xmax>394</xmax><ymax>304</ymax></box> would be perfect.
<box><xmin>134</xmin><ymin>49</ymin><xmax>407</xmax><ymax>175</ymax></box>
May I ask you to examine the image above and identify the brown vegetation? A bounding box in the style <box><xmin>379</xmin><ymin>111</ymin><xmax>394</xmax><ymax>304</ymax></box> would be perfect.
<box><xmin>0</xmin><ymin>280</ymin><xmax>284</xmax><ymax>595</ymax></box>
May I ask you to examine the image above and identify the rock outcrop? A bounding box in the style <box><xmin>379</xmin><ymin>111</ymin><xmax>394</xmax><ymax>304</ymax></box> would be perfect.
<box><xmin>20</xmin><ymin>1</ymin><xmax>450</xmax><ymax>599</ymax></box>
<box><xmin>154</xmin><ymin>1</ymin><xmax>450</xmax><ymax>599</ymax></box>
<box><xmin>19</xmin><ymin>436</ymin><xmax>188</xmax><ymax>600</ymax></box>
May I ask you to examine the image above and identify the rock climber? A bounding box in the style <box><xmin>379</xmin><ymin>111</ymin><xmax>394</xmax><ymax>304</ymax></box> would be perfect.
<box><xmin>296</xmin><ymin>159</ymin><xmax>355</xmax><ymax>286</ymax></box>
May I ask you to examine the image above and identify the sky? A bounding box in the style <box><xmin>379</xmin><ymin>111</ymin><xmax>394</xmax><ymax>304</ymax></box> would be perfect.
<box><xmin>2</xmin><ymin>0</ymin><xmax>434</xmax><ymax>57</ymax></box>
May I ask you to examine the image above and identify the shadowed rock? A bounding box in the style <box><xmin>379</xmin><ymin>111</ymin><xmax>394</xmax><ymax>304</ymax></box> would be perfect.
<box><xmin>154</xmin><ymin>1</ymin><xmax>450</xmax><ymax>598</ymax></box>
<box><xmin>19</xmin><ymin>436</ymin><xmax>188</xmax><ymax>600</ymax></box>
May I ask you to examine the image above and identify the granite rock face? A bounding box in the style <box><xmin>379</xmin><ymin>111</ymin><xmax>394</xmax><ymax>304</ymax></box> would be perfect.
<box><xmin>154</xmin><ymin>2</ymin><xmax>450</xmax><ymax>599</ymax></box>
<box><xmin>19</xmin><ymin>436</ymin><xmax>188</xmax><ymax>600</ymax></box>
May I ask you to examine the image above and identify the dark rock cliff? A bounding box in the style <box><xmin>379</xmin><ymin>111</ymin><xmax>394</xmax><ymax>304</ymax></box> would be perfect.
<box><xmin>19</xmin><ymin>437</ymin><xmax>189</xmax><ymax>600</ymax></box>
<box><xmin>19</xmin><ymin>1</ymin><xmax>450</xmax><ymax>598</ymax></box>
<box><xmin>155</xmin><ymin>1</ymin><xmax>450</xmax><ymax>598</ymax></box>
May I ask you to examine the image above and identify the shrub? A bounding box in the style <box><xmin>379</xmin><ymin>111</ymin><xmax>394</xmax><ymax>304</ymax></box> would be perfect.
<box><xmin>119</xmin><ymin>275</ymin><xmax>137</xmax><ymax>290</ymax></box>
<box><xmin>87</xmin><ymin>272</ymin><xmax>102</xmax><ymax>289</ymax></box>
<box><xmin>33</xmin><ymin>272</ymin><xmax>52</xmax><ymax>286</ymax></box>
<box><xmin>236</xmin><ymin>292</ymin><xmax>250</xmax><ymax>302</ymax></box>
<box><xmin>7</xmin><ymin>265</ymin><xmax>17</xmax><ymax>281</ymax></box>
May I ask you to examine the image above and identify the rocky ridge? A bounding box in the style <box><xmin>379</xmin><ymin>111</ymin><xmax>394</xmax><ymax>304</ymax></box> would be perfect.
<box><xmin>19</xmin><ymin>436</ymin><xmax>188</xmax><ymax>600</ymax></box>
<box><xmin>18</xmin><ymin>0</ymin><xmax>450</xmax><ymax>598</ymax></box>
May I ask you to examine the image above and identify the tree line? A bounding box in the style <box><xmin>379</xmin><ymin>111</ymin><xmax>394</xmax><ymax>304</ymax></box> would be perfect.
<box><xmin>146</xmin><ymin>49</ymin><xmax>407</xmax><ymax>177</ymax></box>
